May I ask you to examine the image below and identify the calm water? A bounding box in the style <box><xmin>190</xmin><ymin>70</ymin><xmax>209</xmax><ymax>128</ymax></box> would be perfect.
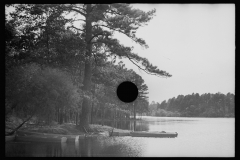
<box><xmin>5</xmin><ymin>116</ymin><xmax>235</xmax><ymax>157</ymax></box>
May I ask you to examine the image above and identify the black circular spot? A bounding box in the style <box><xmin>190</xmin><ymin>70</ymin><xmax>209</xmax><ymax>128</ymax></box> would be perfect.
<box><xmin>116</xmin><ymin>81</ymin><xmax>138</xmax><ymax>103</ymax></box>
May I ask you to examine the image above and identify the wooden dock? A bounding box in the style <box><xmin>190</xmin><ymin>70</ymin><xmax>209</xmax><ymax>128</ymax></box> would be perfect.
<box><xmin>109</xmin><ymin>130</ymin><xmax>178</xmax><ymax>138</ymax></box>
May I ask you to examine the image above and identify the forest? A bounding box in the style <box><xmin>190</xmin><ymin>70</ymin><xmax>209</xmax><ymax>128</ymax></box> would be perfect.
<box><xmin>148</xmin><ymin>92</ymin><xmax>235</xmax><ymax>117</ymax></box>
<box><xmin>5</xmin><ymin>4</ymin><xmax>172</xmax><ymax>134</ymax></box>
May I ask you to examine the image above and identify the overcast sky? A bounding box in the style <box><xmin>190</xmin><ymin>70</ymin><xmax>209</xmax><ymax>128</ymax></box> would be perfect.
<box><xmin>114</xmin><ymin>4</ymin><xmax>235</xmax><ymax>103</ymax></box>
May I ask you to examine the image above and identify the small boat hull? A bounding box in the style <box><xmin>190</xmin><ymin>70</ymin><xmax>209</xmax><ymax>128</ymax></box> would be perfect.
<box><xmin>15</xmin><ymin>135</ymin><xmax>67</xmax><ymax>143</ymax></box>
<box><xmin>130</xmin><ymin>131</ymin><xmax>178</xmax><ymax>138</ymax></box>
<box><xmin>16</xmin><ymin>130</ymin><xmax>83</xmax><ymax>143</ymax></box>
<box><xmin>5</xmin><ymin>135</ymin><xmax>16</xmax><ymax>142</ymax></box>
<box><xmin>109</xmin><ymin>131</ymin><xmax>131</xmax><ymax>136</ymax></box>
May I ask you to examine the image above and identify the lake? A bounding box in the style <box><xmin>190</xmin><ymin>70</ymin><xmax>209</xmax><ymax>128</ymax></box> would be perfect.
<box><xmin>5</xmin><ymin>116</ymin><xmax>235</xmax><ymax>157</ymax></box>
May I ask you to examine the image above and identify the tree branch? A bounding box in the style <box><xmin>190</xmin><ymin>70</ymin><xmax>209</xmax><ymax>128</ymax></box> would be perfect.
<box><xmin>98</xmin><ymin>24</ymin><xmax>140</xmax><ymax>45</ymax></box>
<box><xmin>73</xmin><ymin>18</ymin><xmax>86</xmax><ymax>22</ymax></box>
<box><xmin>89</xmin><ymin>32</ymin><xmax>104</xmax><ymax>43</ymax></box>
<box><xmin>68</xmin><ymin>25</ymin><xmax>85</xmax><ymax>32</ymax></box>
<box><xmin>105</xmin><ymin>9</ymin><xmax>122</xmax><ymax>16</ymax></box>
<box><xmin>69</xmin><ymin>8</ymin><xmax>86</xmax><ymax>17</ymax></box>
<box><xmin>6</xmin><ymin>114</ymin><xmax>35</xmax><ymax>136</ymax></box>
<box><xmin>125</xmin><ymin>54</ymin><xmax>164</xmax><ymax>77</ymax></box>
<box><xmin>73</xmin><ymin>6</ymin><xmax>86</xmax><ymax>12</ymax></box>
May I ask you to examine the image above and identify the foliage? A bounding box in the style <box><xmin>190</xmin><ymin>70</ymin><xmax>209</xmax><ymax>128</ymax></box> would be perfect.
<box><xmin>5</xmin><ymin>63</ymin><xmax>82</xmax><ymax>125</ymax></box>
<box><xmin>148</xmin><ymin>92</ymin><xmax>235</xmax><ymax>117</ymax></box>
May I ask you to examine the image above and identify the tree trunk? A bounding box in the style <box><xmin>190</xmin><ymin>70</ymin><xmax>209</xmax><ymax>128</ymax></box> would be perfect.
<box><xmin>90</xmin><ymin>101</ymin><xmax>94</xmax><ymax>124</ymax></box>
<box><xmin>134</xmin><ymin>102</ymin><xmax>136</xmax><ymax>120</ymax></box>
<box><xmin>58</xmin><ymin>108</ymin><xmax>60</xmax><ymax>124</ymax></box>
<box><xmin>101</xmin><ymin>107</ymin><xmax>104</xmax><ymax>126</ymax></box>
<box><xmin>63</xmin><ymin>109</ymin><xmax>66</xmax><ymax>123</ymax></box>
<box><xmin>76</xmin><ymin>112</ymin><xmax>78</xmax><ymax>125</ymax></box>
<box><xmin>90</xmin><ymin>84</ymin><xmax>95</xmax><ymax>124</ymax></box>
<box><xmin>59</xmin><ymin>108</ymin><xmax>63</xmax><ymax>125</ymax></box>
<box><xmin>56</xmin><ymin>108</ymin><xmax>58</xmax><ymax>123</ymax></box>
<box><xmin>133</xmin><ymin>101</ymin><xmax>137</xmax><ymax>131</ymax></box>
<box><xmin>79</xmin><ymin>4</ymin><xmax>93</xmax><ymax>128</ymax></box>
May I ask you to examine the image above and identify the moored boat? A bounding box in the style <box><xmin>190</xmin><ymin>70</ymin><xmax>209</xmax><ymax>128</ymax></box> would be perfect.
<box><xmin>16</xmin><ymin>130</ymin><xmax>83</xmax><ymax>143</ymax></box>
<box><xmin>109</xmin><ymin>131</ymin><xmax>131</xmax><ymax>136</ymax></box>
<box><xmin>130</xmin><ymin>131</ymin><xmax>178</xmax><ymax>138</ymax></box>
<box><xmin>5</xmin><ymin>133</ymin><xmax>16</xmax><ymax>142</ymax></box>
<box><xmin>16</xmin><ymin>130</ymin><xmax>45</xmax><ymax>136</ymax></box>
<box><xmin>15</xmin><ymin>135</ymin><xmax>67</xmax><ymax>143</ymax></box>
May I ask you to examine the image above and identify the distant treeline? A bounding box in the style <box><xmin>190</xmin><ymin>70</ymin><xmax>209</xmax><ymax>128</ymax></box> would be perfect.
<box><xmin>148</xmin><ymin>92</ymin><xmax>235</xmax><ymax>117</ymax></box>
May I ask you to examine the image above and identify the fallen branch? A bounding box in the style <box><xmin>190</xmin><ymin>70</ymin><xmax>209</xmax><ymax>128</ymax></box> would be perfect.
<box><xmin>6</xmin><ymin>114</ymin><xmax>34</xmax><ymax>136</ymax></box>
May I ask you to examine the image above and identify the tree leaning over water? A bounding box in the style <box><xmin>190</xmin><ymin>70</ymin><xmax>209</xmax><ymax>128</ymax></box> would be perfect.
<box><xmin>6</xmin><ymin>4</ymin><xmax>172</xmax><ymax>129</ymax></box>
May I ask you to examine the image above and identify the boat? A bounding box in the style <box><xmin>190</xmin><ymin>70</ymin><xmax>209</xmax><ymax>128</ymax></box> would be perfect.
<box><xmin>16</xmin><ymin>130</ymin><xmax>45</xmax><ymax>136</ymax></box>
<box><xmin>130</xmin><ymin>131</ymin><xmax>178</xmax><ymax>138</ymax></box>
<box><xmin>109</xmin><ymin>131</ymin><xmax>131</xmax><ymax>136</ymax></box>
<box><xmin>5</xmin><ymin>132</ymin><xmax>16</xmax><ymax>142</ymax></box>
<box><xmin>15</xmin><ymin>135</ymin><xmax>67</xmax><ymax>143</ymax></box>
<box><xmin>16</xmin><ymin>130</ymin><xmax>83</xmax><ymax>143</ymax></box>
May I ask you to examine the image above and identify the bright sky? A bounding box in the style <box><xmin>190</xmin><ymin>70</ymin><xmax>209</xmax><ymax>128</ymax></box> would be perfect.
<box><xmin>114</xmin><ymin>4</ymin><xmax>235</xmax><ymax>103</ymax></box>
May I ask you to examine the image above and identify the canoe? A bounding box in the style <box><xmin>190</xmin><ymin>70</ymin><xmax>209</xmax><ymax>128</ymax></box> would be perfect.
<box><xmin>5</xmin><ymin>134</ymin><xmax>16</xmax><ymax>142</ymax></box>
<box><xmin>109</xmin><ymin>131</ymin><xmax>131</xmax><ymax>136</ymax></box>
<box><xmin>16</xmin><ymin>130</ymin><xmax>46</xmax><ymax>136</ymax></box>
<box><xmin>130</xmin><ymin>131</ymin><xmax>178</xmax><ymax>138</ymax></box>
<box><xmin>16</xmin><ymin>130</ymin><xmax>84</xmax><ymax>142</ymax></box>
<box><xmin>15</xmin><ymin>135</ymin><xmax>67</xmax><ymax>143</ymax></box>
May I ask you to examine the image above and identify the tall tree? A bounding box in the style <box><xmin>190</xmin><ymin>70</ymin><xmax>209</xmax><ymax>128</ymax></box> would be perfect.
<box><xmin>62</xmin><ymin>4</ymin><xmax>172</xmax><ymax>128</ymax></box>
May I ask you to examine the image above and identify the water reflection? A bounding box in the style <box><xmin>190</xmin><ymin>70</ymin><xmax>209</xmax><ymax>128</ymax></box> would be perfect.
<box><xmin>5</xmin><ymin>120</ymin><xmax>149</xmax><ymax>157</ymax></box>
<box><xmin>5</xmin><ymin>142</ymin><xmax>62</xmax><ymax>157</ymax></box>
<box><xmin>5</xmin><ymin>117</ymin><xmax>235</xmax><ymax>157</ymax></box>
<box><xmin>94</xmin><ymin>119</ymin><xmax>149</xmax><ymax>131</ymax></box>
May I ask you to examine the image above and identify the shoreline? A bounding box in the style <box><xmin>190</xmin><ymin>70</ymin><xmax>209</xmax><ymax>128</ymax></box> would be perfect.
<box><xmin>10</xmin><ymin>123</ymin><xmax>130</xmax><ymax>136</ymax></box>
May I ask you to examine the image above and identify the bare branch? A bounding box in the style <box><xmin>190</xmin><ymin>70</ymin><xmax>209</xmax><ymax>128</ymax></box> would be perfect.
<box><xmin>89</xmin><ymin>32</ymin><xmax>104</xmax><ymax>43</ymax></box>
<box><xmin>68</xmin><ymin>25</ymin><xmax>85</xmax><ymax>32</ymax></box>
<box><xmin>73</xmin><ymin>5</ymin><xmax>86</xmax><ymax>12</ymax></box>
<box><xmin>7</xmin><ymin>114</ymin><xmax>35</xmax><ymax>136</ymax></box>
<box><xmin>73</xmin><ymin>18</ymin><xmax>86</xmax><ymax>22</ymax></box>
<box><xmin>70</xmin><ymin>8</ymin><xmax>86</xmax><ymax>16</ymax></box>
<box><xmin>98</xmin><ymin>24</ymin><xmax>142</xmax><ymax>46</ymax></box>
